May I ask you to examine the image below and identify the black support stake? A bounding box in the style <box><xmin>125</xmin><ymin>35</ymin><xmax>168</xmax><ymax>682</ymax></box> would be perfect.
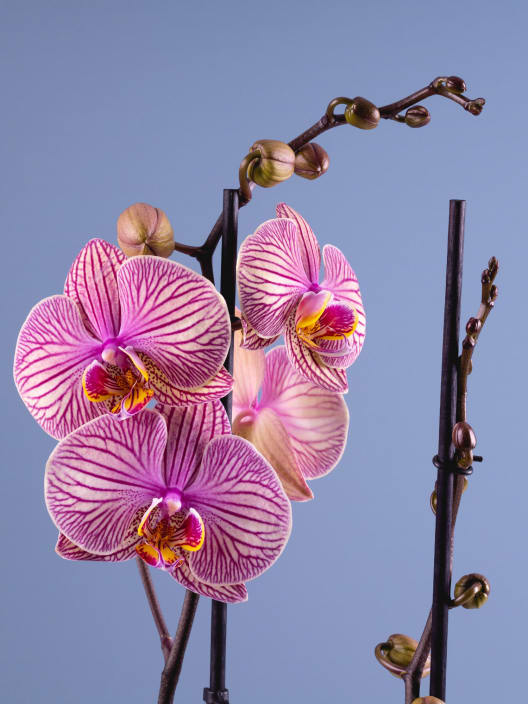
<box><xmin>429</xmin><ymin>200</ymin><xmax>465</xmax><ymax>700</ymax></box>
<box><xmin>203</xmin><ymin>189</ymin><xmax>238</xmax><ymax>704</ymax></box>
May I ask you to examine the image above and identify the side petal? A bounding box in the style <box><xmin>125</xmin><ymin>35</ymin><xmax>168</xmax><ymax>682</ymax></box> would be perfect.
<box><xmin>276</xmin><ymin>203</ymin><xmax>321</xmax><ymax>283</ymax></box>
<box><xmin>233</xmin><ymin>330</ymin><xmax>265</xmax><ymax>414</ymax></box>
<box><xmin>186</xmin><ymin>435</ymin><xmax>292</xmax><ymax>586</ymax></box>
<box><xmin>118</xmin><ymin>256</ymin><xmax>231</xmax><ymax>389</ymax></box>
<box><xmin>284</xmin><ymin>314</ymin><xmax>348</xmax><ymax>393</ymax></box>
<box><xmin>157</xmin><ymin>401</ymin><xmax>230</xmax><ymax>489</ymax></box>
<box><xmin>55</xmin><ymin>533</ymin><xmax>136</xmax><ymax>562</ymax></box>
<box><xmin>237</xmin><ymin>218</ymin><xmax>310</xmax><ymax>338</ymax></box>
<box><xmin>172</xmin><ymin>558</ymin><xmax>248</xmax><ymax>603</ymax></box>
<box><xmin>240</xmin><ymin>313</ymin><xmax>278</xmax><ymax>351</ymax></box>
<box><xmin>64</xmin><ymin>238</ymin><xmax>125</xmax><ymax>340</ymax></box>
<box><xmin>141</xmin><ymin>354</ymin><xmax>233</xmax><ymax>406</ymax></box>
<box><xmin>321</xmin><ymin>244</ymin><xmax>366</xmax><ymax>357</ymax></box>
<box><xmin>261</xmin><ymin>347</ymin><xmax>349</xmax><ymax>480</ymax></box>
<box><xmin>45</xmin><ymin>410</ymin><xmax>167</xmax><ymax>554</ymax></box>
<box><xmin>238</xmin><ymin>408</ymin><xmax>313</xmax><ymax>501</ymax></box>
<box><xmin>14</xmin><ymin>295</ymin><xmax>104</xmax><ymax>439</ymax></box>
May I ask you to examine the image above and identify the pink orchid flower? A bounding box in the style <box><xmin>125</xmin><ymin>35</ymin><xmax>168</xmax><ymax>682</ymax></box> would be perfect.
<box><xmin>14</xmin><ymin>239</ymin><xmax>232</xmax><ymax>439</ymax></box>
<box><xmin>232</xmin><ymin>334</ymin><xmax>349</xmax><ymax>501</ymax></box>
<box><xmin>46</xmin><ymin>401</ymin><xmax>292</xmax><ymax>603</ymax></box>
<box><xmin>237</xmin><ymin>203</ymin><xmax>366</xmax><ymax>392</ymax></box>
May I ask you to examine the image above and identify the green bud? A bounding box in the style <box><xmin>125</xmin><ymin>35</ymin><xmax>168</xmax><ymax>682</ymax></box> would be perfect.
<box><xmin>294</xmin><ymin>143</ymin><xmax>330</xmax><ymax>180</ymax></box>
<box><xmin>246</xmin><ymin>140</ymin><xmax>295</xmax><ymax>187</ymax></box>
<box><xmin>117</xmin><ymin>203</ymin><xmax>174</xmax><ymax>258</ymax></box>
<box><xmin>454</xmin><ymin>573</ymin><xmax>490</xmax><ymax>609</ymax></box>
<box><xmin>344</xmin><ymin>97</ymin><xmax>380</xmax><ymax>130</ymax></box>
<box><xmin>385</xmin><ymin>634</ymin><xmax>418</xmax><ymax>669</ymax></box>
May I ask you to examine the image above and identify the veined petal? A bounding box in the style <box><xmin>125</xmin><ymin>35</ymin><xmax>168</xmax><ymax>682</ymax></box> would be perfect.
<box><xmin>284</xmin><ymin>314</ymin><xmax>348</xmax><ymax>393</ymax></box>
<box><xmin>237</xmin><ymin>218</ymin><xmax>311</xmax><ymax>338</ymax></box>
<box><xmin>157</xmin><ymin>402</ymin><xmax>230</xmax><ymax>489</ymax></box>
<box><xmin>64</xmin><ymin>238</ymin><xmax>125</xmax><ymax>340</ymax></box>
<box><xmin>312</xmin><ymin>337</ymin><xmax>359</xmax><ymax>369</ymax></box>
<box><xmin>14</xmin><ymin>295</ymin><xmax>104</xmax><ymax>439</ymax></box>
<box><xmin>82</xmin><ymin>360</ymin><xmax>123</xmax><ymax>401</ymax></box>
<box><xmin>276</xmin><ymin>203</ymin><xmax>321</xmax><ymax>283</ymax></box>
<box><xmin>45</xmin><ymin>410</ymin><xmax>167</xmax><ymax>554</ymax></box>
<box><xmin>118</xmin><ymin>384</ymin><xmax>154</xmax><ymax>417</ymax></box>
<box><xmin>237</xmin><ymin>407</ymin><xmax>313</xmax><ymax>501</ymax></box>
<box><xmin>141</xmin><ymin>354</ymin><xmax>233</xmax><ymax>406</ymax></box>
<box><xmin>233</xmin><ymin>330</ymin><xmax>265</xmax><ymax>413</ymax></box>
<box><xmin>240</xmin><ymin>313</ymin><xmax>278</xmax><ymax>351</ymax></box>
<box><xmin>186</xmin><ymin>435</ymin><xmax>292</xmax><ymax>586</ymax></box>
<box><xmin>261</xmin><ymin>347</ymin><xmax>349</xmax><ymax>480</ymax></box>
<box><xmin>171</xmin><ymin>558</ymin><xmax>248</xmax><ymax>603</ymax></box>
<box><xmin>56</xmin><ymin>533</ymin><xmax>136</xmax><ymax>562</ymax></box>
<box><xmin>118</xmin><ymin>256</ymin><xmax>231</xmax><ymax>389</ymax></box>
<box><xmin>321</xmin><ymin>244</ymin><xmax>366</xmax><ymax>357</ymax></box>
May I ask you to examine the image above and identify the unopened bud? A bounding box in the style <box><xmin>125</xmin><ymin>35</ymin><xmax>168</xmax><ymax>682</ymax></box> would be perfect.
<box><xmin>445</xmin><ymin>75</ymin><xmax>466</xmax><ymax>94</ymax></box>
<box><xmin>344</xmin><ymin>97</ymin><xmax>380</xmax><ymax>130</ymax></box>
<box><xmin>412</xmin><ymin>698</ymin><xmax>445</xmax><ymax>704</ymax></box>
<box><xmin>466</xmin><ymin>317</ymin><xmax>482</xmax><ymax>335</ymax></box>
<box><xmin>488</xmin><ymin>256</ymin><xmax>499</xmax><ymax>273</ymax></box>
<box><xmin>490</xmin><ymin>284</ymin><xmax>498</xmax><ymax>300</ymax></box>
<box><xmin>454</xmin><ymin>573</ymin><xmax>490</xmax><ymax>609</ymax></box>
<box><xmin>117</xmin><ymin>203</ymin><xmax>174</xmax><ymax>258</ymax></box>
<box><xmin>246</xmin><ymin>140</ymin><xmax>295</xmax><ymax>188</ymax></box>
<box><xmin>405</xmin><ymin>106</ymin><xmax>431</xmax><ymax>128</ymax></box>
<box><xmin>294</xmin><ymin>143</ymin><xmax>330</xmax><ymax>180</ymax></box>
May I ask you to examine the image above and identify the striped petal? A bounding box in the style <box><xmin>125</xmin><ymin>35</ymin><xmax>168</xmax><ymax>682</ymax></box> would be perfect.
<box><xmin>56</xmin><ymin>534</ymin><xmax>136</xmax><ymax>562</ymax></box>
<box><xmin>186</xmin><ymin>435</ymin><xmax>292</xmax><ymax>585</ymax></box>
<box><xmin>235</xmin><ymin>407</ymin><xmax>313</xmax><ymax>502</ymax></box>
<box><xmin>157</xmin><ymin>402</ymin><xmax>230</xmax><ymax>490</ymax></box>
<box><xmin>140</xmin><ymin>353</ymin><xmax>233</xmax><ymax>406</ymax></box>
<box><xmin>240</xmin><ymin>313</ymin><xmax>278</xmax><ymax>350</ymax></box>
<box><xmin>232</xmin><ymin>331</ymin><xmax>265</xmax><ymax>413</ymax></box>
<box><xmin>284</xmin><ymin>313</ymin><xmax>348</xmax><ymax>393</ymax></box>
<box><xmin>276</xmin><ymin>203</ymin><xmax>320</xmax><ymax>283</ymax></box>
<box><xmin>172</xmin><ymin>558</ymin><xmax>248</xmax><ymax>603</ymax></box>
<box><xmin>14</xmin><ymin>295</ymin><xmax>104</xmax><ymax>439</ymax></box>
<box><xmin>45</xmin><ymin>410</ymin><xmax>167</xmax><ymax>554</ymax></box>
<box><xmin>117</xmin><ymin>256</ymin><xmax>231</xmax><ymax>389</ymax></box>
<box><xmin>64</xmin><ymin>238</ymin><xmax>125</xmax><ymax>340</ymax></box>
<box><xmin>320</xmin><ymin>244</ymin><xmax>366</xmax><ymax>360</ymax></box>
<box><xmin>237</xmin><ymin>218</ymin><xmax>311</xmax><ymax>338</ymax></box>
<box><xmin>261</xmin><ymin>347</ymin><xmax>349</xmax><ymax>480</ymax></box>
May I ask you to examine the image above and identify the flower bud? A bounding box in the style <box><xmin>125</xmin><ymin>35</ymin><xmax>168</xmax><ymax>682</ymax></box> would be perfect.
<box><xmin>246</xmin><ymin>140</ymin><xmax>295</xmax><ymax>188</ymax></box>
<box><xmin>412</xmin><ymin>698</ymin><xmax>445</xmax><ymax>704</ymax></box>
<box><xmin>466</xmin><ymin>317</ymin><xmax>482</xmax><ymax>335</ymax></box>
<box><xmin>452</xmin><ymin>422</ymin><xmax>477</xmax><ymax>451</ymax></box>
<box><xmin>405</xmin><ymin>106</ymin><xmax>431</xmax><ymax>128</ymax></box>
<box><xmin>454</xmin><ymin>573</ymin><xmax>490</xmax><ymax>609</ymax></box>
<box><xmin>445</xmin><ymin>75</ymin><xmax>466</xmax><ymax>94</ymax></box>
<box><xmin>294</xmin><ymin>143</ymin><xmax>330</xmax><ymax>180</ymax></box>
<box><xmin>344</xmin><ymin>97</ymin><xmax>380</xmax><ymax>130</ymax></box>
<box><xmin>117</xmin><ymin>203</ymin><xmax>174</xmax><ymax>258</ymax></box>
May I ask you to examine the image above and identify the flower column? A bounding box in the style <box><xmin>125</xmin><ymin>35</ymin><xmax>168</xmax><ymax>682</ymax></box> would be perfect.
<box><xmin>203</xmin><ymin>189</ymin><xmax>239</xmax><ymax>704</ymax></box>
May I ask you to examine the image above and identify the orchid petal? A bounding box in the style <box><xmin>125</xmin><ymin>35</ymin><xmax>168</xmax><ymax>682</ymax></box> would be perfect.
<box><xmin>237</xmin><ymin>218</ymin><xmax>311</xmax><ymax>338</ymax></box>
<box><xmin>14</xmin><ymin>295</ymin><xmax>104</xmax><ymax>439</ymax></box>
<box><xmin>233</xmin><ymin>331</ymin><xmax>265</xmax><ymax>413</ymax></box>
<box><xmin>321</xmin><ymin>244</ymin><xmax>366</xmax><ymax>358</ymax></box>
<box><xmin>82</xmin><ymin>360</ymin><xmax>123</xmax><ymax>401</ymax></box>
<box><xmin>311</xmin><ymin>338</ymin><xmax>359</xmax><ymax>369</ymax></box>
<box><xmin>56</xmin><ymin>533</ymin><xmax>136</xmax><ymax>562</ymax></box>
<box><xmin>45</xmin><ymin>410</ymin><xmax>167</xmax><ymax>554</ymax></box>
<box><xmin>117</xmin><ymin>256</ymin><xmax>231</xmax><ymax>389</ymax></box>
<box><xmin>240</xmin><ymin>313</ymin><xmax>279</xmax><ymax>350</ymax></box>
<box><xmin>186</xmin><ymin>435</ymin><xmax>292</xmax><ymax>585</ymax></box>
<box><xmin>64</xmin><ymin>238</ymin><xmax>125</xmax><ymax>340</ymax></box>
<box><xmin>157</xmin><ymin>402</ymin><xmax>230</xmax><ymax>490</ymax></box>
<box><xmin>295</xmin><ymin>290</ymin><xmax>332</xmax><ymax>328</ymax></box>
<box><xmin>237</xmin><ymin>407</ymin><xmax>313</xmax><ymax>502</ymax></box>
<box><xmin>172</xmin><ymin>559</ymin><xmax>248</xmax><ymax>603</ymax></box>
<box><xmin>284</xmin><ymin>314</ymin><xmax>348</xmax><ymax>393</ymax></box>
<box><xmin>261</xmin><ymin>347</ymin><xmax>349</xmax><ymax>479</ymax></box>
<box><xmin>276</xmin><ymin>202</ymin><xmax>321</xmax><ymax>283</ymax></box>
<box><xmin>140</xmin><ymin>353</ymin><xmax>233</xmax><ymax>406</ymax></box>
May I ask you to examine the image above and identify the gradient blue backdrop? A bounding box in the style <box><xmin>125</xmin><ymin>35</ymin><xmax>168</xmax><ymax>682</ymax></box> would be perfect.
<box><xmin>2</xmin><ymin>1</ymin><xmax>526</xmax><ymax>702</ymax></box>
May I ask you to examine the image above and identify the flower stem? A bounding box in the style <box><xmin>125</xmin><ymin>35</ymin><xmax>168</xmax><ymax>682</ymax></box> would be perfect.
<box><xmin>136</xmin><ymin>557</ymin><xmax>173</xmax><ymax>661</ymax></box>
<box><xmin>158</xmin><ymin>590</ymin><xmax>200</xmax><ymax>704</ymax></box>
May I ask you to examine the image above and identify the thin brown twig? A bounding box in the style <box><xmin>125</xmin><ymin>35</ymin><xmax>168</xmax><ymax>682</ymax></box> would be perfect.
<box><xmin>136</xmin><ymin>557</ymin><xmax>173</xmax><ymax>661</ymax></box>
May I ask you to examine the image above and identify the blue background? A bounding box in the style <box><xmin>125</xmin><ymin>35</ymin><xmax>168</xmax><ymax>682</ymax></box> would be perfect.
<box><xmin>1</xmin><ymin>1</ymin><xmax>526</xmax><ymax>702</ymax></box>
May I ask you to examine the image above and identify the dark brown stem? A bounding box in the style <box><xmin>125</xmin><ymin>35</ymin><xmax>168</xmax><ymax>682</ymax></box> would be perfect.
<box><xmin>157</xmin><ymin>590</ymin><xmax>200</xmax><ymax>704</ymax></box>
<box><xmin>136</xmin><ymin>557</ymin><xmax>173</xmax><ymax>661</ymax></box>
